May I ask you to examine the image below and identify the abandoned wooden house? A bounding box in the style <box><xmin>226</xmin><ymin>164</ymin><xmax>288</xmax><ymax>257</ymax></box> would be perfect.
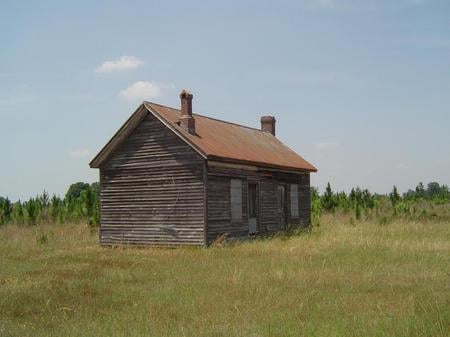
<box><xmin>89</xmin><ymin>90</ymin><xmax>317</xmax><ymax>246</ymax></box>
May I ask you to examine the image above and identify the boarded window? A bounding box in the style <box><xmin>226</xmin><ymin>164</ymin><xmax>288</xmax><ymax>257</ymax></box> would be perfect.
<box><xmin>290</xmin><ymin>184</ymin><xmax>299</xmax><ymax>218</ymax></box>
<box><xmin>230</xmin><ymin>179</ymin><xmax>242</xmax><ymax>221</ymax></box>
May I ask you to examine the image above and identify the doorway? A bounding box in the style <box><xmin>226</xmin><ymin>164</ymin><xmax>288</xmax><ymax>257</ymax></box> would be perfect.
<box><xmin>248</xmin><ymin>182</ymin><xmax>258</xmax><ymax>234</ymax></box>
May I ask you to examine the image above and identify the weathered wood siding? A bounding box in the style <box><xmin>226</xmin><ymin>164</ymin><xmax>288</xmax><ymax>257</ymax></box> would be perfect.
<box><xmin>206</xmin><ymin>165</ymin><xmax>310</xmax><ymax>243</ymax></box>
<box><xmin>99</xmin><ymin>113</ymin><xmax>205</xmax><ymax>246</ymax></box>
<box><xmin>297</xmin><ymin>174</ymin><xmax>311</xmax><ymax>226</ymax></box>
<box><xmin>207</xmin><ymin>175</ymin><xmax>248</xmax><ymax>241</ymax></box>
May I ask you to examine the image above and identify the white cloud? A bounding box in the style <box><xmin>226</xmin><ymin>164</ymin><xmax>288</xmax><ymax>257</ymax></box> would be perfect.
<box><xmin>70</xmin><ymin>149</ymin><xmax>91</xmax><ymax>157</ymax></box>
<box><xmin>315</xmin><ymin>142</ymin><xmax>339</xmax><ymax>150</ymax></box>
<box><xmin>119</xmin><ymin>81</ymin><xmax>162</xmax><ymax>101</ymax></box>
<box><xmin>95</xmin><ymin>56</ymin><xmax>143</xmax><ymax>73</ymax></box>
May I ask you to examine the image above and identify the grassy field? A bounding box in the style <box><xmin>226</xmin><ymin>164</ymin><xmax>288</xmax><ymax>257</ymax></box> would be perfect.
<box><xmin>1</xmin><ymin>217</ymin><xmax>449</xmax><ymax>337</ymax></box>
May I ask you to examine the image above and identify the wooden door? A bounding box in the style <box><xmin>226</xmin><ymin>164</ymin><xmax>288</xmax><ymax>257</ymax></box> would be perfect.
<box><xmin>277</xmin><ymin>185</ymin><xmax>287</xmax><ymax>230</ymax></box>
<box><xmin>248</xmin><ymin>182</ymin><xmax>258</xmax><ymax>234</ymax></box>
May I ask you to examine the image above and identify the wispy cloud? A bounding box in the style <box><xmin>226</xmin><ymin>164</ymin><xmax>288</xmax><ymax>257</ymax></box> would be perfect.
<box><xmin>119</xmin><ymin>81</ymin><xmax>167</xmax><ymax>101</ymax></box>
<box><xmin>395</xmin><ymin>163</ymin><xmax>408</xmax><ymax>170</ymax></box>
<box><xmin>70</xmin><ymin>149</ymin><xmax>91</xmax><ymax>157</ymax></box>
<box><xmin>402</xmin><ymin>35</ymin><xmax>450</xmax><ymax>49</ymax></box>
<box><xmin>298</xmin><ymin>71</ymin><xmax>348</xmax><ymax>85</ymax></box>
<box><xmin>95</xmin><ymin>56</ymin><xmax>143</xmax><ymax>73</ymax></box>
<box><xmin>310</xmin><ymin>0</ymin><xmax>339</xmax><ymax>9</ymax></box>
<box><xmin>315</xmin><ymin>142</ymin><xmax>339</xmax><ymax>150</ymax></box>
<box><xmin>306</xmin><ymin>0</ymin><xmax>360</xmax><ymax>10</ymax></box>
<box><xmin>430</xmin><ymin>38</ymin><xmax>450</xmax><ymax>48</ymax></box>
<box><xmin>404</xmin><ymin>0</ymin><xmax>431</xmax><ymax>4</ymax></box>
<box><xmin>307</xmin><ymin>0</ymin><xmax>433</xmax><ymax>10</ymax></box>
<box><xmin>0</xmin><ymin>95</ymin><xmax>40</xmax><ymax>107</ymax></box>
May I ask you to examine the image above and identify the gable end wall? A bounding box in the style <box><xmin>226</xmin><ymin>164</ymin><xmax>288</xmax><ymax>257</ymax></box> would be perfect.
<box><xmin>99</xmin><ymin>113</ymin><xmax>205</xmax><ymax>246</ymax></box>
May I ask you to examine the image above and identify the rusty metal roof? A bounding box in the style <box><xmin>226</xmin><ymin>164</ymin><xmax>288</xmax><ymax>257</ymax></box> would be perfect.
<box><xmin>144</xmin><ymin>102</ymin><xmax>317</xmax><ymax>172</ymax></box>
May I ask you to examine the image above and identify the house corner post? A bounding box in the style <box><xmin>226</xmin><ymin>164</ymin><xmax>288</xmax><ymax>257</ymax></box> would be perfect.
<box><xmin>203</xmin><ymin>159</ymin><xmax>208</xmax><ymax>246</ymax></box>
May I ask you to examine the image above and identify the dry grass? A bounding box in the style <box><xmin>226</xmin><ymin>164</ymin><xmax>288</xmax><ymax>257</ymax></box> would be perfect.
<box><xmin>0</xmin><ymin>217</ymin><xmax>449</xmax><ymax>337</ymax></box>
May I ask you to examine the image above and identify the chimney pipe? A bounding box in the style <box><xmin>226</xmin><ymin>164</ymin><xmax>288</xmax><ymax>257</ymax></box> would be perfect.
<box><xmin>179</xmin><ymin>90</ymin><xmax>195</xmax><ymax>134</ymax></box>
<box><xmin>260</xmin><ymin>116</ymin><xmax>276</xmax><ymax>136</ymax></box>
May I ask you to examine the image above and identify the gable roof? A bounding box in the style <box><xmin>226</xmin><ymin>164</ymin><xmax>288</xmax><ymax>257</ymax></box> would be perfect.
<box><xmin>90</xmin><ymin>102</ymin><xmax>317</xmax><ymax>173</ymax></box>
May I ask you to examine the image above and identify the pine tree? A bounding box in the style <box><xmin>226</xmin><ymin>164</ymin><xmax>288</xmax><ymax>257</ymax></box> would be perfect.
<box><xmin>355</xmin><ymin>202</ymin><xmax>361</xmax><ymax>220</ymax></box>
<box><xmin>415</xmin><ymin>182</ymin><xmax>425</xmax><ymax>198</ymax></box>
<box><xmin>389</xmin><ymin>186</ymin><xmax>401</xmax><ymax>208</ymax></box>
<box><xmin>12</xmin><ymin>201</ymin><xmax>24</xmax><ymax>225</ymax></box>
<box><xmin>322</xmin><ymin>182</ymin><xmax>336</xmax><ymax>211</ymax></box>
<box><xmin>24</xmin><ymin>198</ymin><xmax>38</xmax><ymax>225</ymax></box>
<box><xmin>0</xmin><ymin>197</ymin><xmax>12</xmax><ymax>225</ymax></box>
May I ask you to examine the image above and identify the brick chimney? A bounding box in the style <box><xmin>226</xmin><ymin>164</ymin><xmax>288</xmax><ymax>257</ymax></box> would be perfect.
<box><xmin>179</xmin><ymin>90</ymin><xmax>195</xmax><ymax>134</ymax></box>
<box><xmin>260</xmin><ymin>116</ymin><xmax>276</xmax><ymax>136</ymax></box>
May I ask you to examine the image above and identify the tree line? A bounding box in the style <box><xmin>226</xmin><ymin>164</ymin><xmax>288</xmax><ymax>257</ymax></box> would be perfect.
<box><xmin>0</xmin><ymin>181</ymin><xmax>448</xmax><ymax>227</ymax></box>
<box><xmin>0</xmin><ymin>182</ymin><xmax>99</xmax><ymax>227</ymax></box>
<box><xmin>311</xmin><ymin>181</ymin><xmax>450</xmax><ymax>225</ymax></box>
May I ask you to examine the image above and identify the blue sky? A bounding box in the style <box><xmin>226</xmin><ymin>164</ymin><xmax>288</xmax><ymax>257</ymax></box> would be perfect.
<box><xmin>1</xmin><ymin>0</ymin><xmax>449</xmax><ymax>201</ymax></box>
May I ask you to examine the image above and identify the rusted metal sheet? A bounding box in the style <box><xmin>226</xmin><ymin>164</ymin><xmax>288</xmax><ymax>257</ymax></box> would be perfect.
<box><xmin>144</xmin><ymin>102</ymin><xmax>317</xmax><ymax>173</ymax></box>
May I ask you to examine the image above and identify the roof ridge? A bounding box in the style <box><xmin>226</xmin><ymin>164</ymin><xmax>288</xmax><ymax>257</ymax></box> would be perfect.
<box><xmin>194</xmin><ymin>114</ymin><xmax>266</xmax><ymax>133</ymax></box>
<box><xmin>144</xmin><ymin>101</ymin><xmax>178</xmax><ymax>110</ymax></box>
<box><xmin>144</xmin><ymin>101</ymin><xmax>269</xmax><ymax>134</ymax></box>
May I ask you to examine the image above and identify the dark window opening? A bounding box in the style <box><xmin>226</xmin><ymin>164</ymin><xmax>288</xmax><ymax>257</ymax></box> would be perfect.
<box><xmin>277</xmin><ymin>185</ymin><xmax>285</xmax><ymax>212</ymax></box>
<box><xmin>248</xmin><ymin>183</ymin><xmax>258</xmax><ymax>218</ymax></box>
